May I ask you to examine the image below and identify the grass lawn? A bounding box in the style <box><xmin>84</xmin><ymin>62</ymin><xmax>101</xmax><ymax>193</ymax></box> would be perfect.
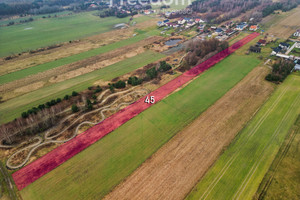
<box><xmin>186</xmin><ymin>74</ymin><xmax>300</xmax><ymax>200</ymax></box>
<box><xmin>0</xmin><ymin>12</ymin><xmax>151</xmax><ymax>57</ymax></box>
<box><xmin>0</xmin><ymin>29</ymin><xmax>160</xmax><ymax>84</ymax></box>
<box><xmin>20</xmin><ymin>53</ymin><xmax>260</xmax><ymax>200</ymax></box>
<box><xmin>0</xmin><ymin>51</ymin><xmax>165</xmax><ymax>123</ymax></box>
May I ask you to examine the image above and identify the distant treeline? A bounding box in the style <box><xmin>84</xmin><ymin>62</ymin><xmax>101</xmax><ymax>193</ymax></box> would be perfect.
<box><xmin>0</xmin><ymin>0</ymin><xmax>89</xmax><ymax>16</ymax></box>
<box><xmin>188</xmin><ymin>0</ymin><xmax>300</xmax><ymax>24</ymax></box>
<box><xmin>190</xmin><ymin>0</ymin><xmax>261</xmax><ymax>23</ymax></box>
<box><xmin>261</xmin><ymin>0</ymin><xmax>300</xmax><ymax>17</ymax></box>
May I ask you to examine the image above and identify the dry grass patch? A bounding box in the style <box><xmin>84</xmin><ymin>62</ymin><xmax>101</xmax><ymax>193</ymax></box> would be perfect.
<box><xmin>265</xmin><ymin>6</ymin><xmax>300</xmax><ymax>39</ymax></box>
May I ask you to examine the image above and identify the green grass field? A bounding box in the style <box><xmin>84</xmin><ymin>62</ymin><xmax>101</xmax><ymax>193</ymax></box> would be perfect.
<box><xmin>0</xmin><ymin>11</ymin><xmax>73</xmax><ymax>26</ymax></box>
<box><xmin>0</xmin><ymin>51</ymin><xmax>165</xmax><ymax>123</ymax></box>
<box><xmin>20</xmin><ymin>54</ymin><xmax>260</xmax><ymax>200</ymax></box>
<box><xmin>0</xmin><ymin>12</ymin><xmax>151</xmax><ymax>57</ymax></box>
<box><xmin>0</xmin><ymin>29</ymin><xmax>160</xmax><ymax>84</ymax></box>
<box><xmin>186</xmin><ymin>74</ymin><xmax>300</xmax><ymax>200</ymax></box>
<box><xmin>254</xmin><ymin>115</ymin><xmax>300</xmax><ymax>200</ymax></box>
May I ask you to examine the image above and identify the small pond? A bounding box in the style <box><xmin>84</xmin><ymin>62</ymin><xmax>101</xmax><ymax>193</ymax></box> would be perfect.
<box><xmin>165</xmin><ymin>39</ymin><xmax>182</xmax><ymax>46</ymax></box>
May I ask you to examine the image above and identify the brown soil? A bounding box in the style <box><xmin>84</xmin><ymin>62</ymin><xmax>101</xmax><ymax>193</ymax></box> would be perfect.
<box><xmin>103</xmin><ymin>66</ymin><xmax>274</xmax><ymax>200</ymax></box>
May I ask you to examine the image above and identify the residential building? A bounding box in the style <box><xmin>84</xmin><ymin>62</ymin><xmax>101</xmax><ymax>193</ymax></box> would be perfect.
<box><xmin>249</xmin><ymin>25</ymin><xmax>258</xmax><ymax>31</ymax></box>
<box><xmin>293</xmin><ymin>29</ymin><xmax>300</xmax><ymax>37</ymax></box>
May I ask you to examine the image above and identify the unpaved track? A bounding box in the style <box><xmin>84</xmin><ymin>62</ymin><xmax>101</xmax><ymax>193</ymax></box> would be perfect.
<box><xmin>6</xmin><ymin>87</ymin><xmax>149</xmax><ymax>170</ymax></box>
<box><xmin>103</xmin><ymin>67</ymin><xmax>274</xmax><ymax>200</ymax></box>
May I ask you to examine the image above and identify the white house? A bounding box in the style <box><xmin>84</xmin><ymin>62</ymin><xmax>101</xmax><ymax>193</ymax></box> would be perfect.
<box><xmin>235</xmin><ymin>22</ymin><xmax>248</xmax><ymax>31</ymax></box>
<box><xmin>178</xmin><ymin>18</ymin><xmax>186</xmax><ymax>25</ymax></box>
<box><xmin>195</xmin><ymin>18</ymin><xmax>205</xmax><ymax>23</ymax></box>
<box><xmin>293</xmin><ymin>29</ymin><xmax>300</xmax><ymax>37</ymax></box>
<box><xmin>294</xmin><ymin>64</ymin><xmax>300</xmax><ymax>71</ymax></box>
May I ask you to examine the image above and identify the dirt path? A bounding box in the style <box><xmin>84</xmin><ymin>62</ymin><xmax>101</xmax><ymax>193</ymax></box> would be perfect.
<box><xmin>103</xmin><ymin>66</ymin><xmax>274</xmax><ymax>200</ymax></box>
<box><xmin>6</xmin><ymin>87</ymin><xmax>149</xmax><ymax>170</ymax></box>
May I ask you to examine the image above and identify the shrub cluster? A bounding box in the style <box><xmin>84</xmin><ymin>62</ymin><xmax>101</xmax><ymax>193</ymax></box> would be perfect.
<box><xmin>112</xmin><ymin>80</ymin><xmax>126</xmax><ymax>89</ymax></box>
<box><xmin>158</xmin><ymin>61</ymin><xmax>172</xmax><ymax>72</ymax></box>
<box><xmin>128</xmin><ymin>76</ymin><xmax>143</xmax><ymax>86</ymax></box>
<box><xmin>146</xmin><ymin>67</ymin><xmax>158</xmax><ymax>79</ymax></box>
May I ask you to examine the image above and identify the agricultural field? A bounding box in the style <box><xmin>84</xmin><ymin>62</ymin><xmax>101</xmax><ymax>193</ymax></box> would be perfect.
<box><xmin>0</xmin><ymin>30</ymin><xmax>160</xmax><ymax>85</ymax></box>
<box><xmin>0</xmin><ymin>11</ymin><xmax>151</xmax><ymax>57</ymax></box>
<box><xmin>20</xmin><ymin>52</ymin><xmax>261</xmax><ymax>200</ymax></box>
<box><xmin>0</xmin><ymin>50</ymin><xmax>165</xmax><ymax>123</ymax></box>
<box><xmin>104</xmin><ymin>66</ymin><xmax>274</xmax><ymax>200</ymax></box>
<box><xmin>186</xmin><ymin>74</ymin><xmax>300</xmax><ymax>200</ymax></box>
<box><xmin>254</xmin><ymin>114</ymin><xmax>300</xmax><ymax>200</ymax></box>
<box><xmin>0</xmin><ymin>11</ymin><xmax>73</xmax><ymax>26</ymax></box>
<box><xmin>263</xmin><ymin>6</ymin><xmax>300</xmax><ymax>39</ymax></box>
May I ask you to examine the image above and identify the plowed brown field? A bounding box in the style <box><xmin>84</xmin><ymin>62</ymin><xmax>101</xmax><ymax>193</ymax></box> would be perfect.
<box><xmin>103</xmin><ymin>66</ymin><xmax>274</xmax><ymax>200</ymax></box>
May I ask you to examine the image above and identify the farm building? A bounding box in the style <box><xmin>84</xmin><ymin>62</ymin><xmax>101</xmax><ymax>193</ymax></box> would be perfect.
<box><xmin>250</xmin><ymin>46</ymin><xmax>261</xmax><ymax>53</ymax></box>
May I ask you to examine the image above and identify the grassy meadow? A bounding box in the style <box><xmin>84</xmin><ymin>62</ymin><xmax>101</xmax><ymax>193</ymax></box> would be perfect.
<box><xmin>0</xmin><ymin>29</ymin><xmax>160</xmax><ymax>84</ymax></box>
<box><xmin>0</xmin><ymin>51</ymin><xmax>165</xmax><ymax>123</ymax></box>
<box><xmin>0</xmin><ymin>12</ymin><xmax>151</xmax><ymax>57</ymax></box>
<box><xmin>20</xmin><ymin>53</ymin><xmax>261</xmax><ymax>200</ymax></box>
<box><xmin>0</xmin><ymin>11</ymin><xmax>73</xmax><ymax>26</ymax></box>
<box><xmin>186</xmin><ymin>74</ymin><xmax>300</xmax><ymax>200</ymax></box>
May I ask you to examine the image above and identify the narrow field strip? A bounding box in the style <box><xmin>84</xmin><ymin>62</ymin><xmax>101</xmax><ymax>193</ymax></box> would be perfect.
<box><xmin>186</xmin><ymin>75</ymin><xmax>300</xmax><ymax>200</ymax></box>
<box><xmin>0</xmin><ymin>31</ymin><xmax>159</xmax><ymax>85</ymax></box>
<box><xmin>13</xmin><ymin>32</ymin><xmax>259</xmax><ymax>193</ymax></box>
<box><xmin>0</xmin><ymin>51</ymin><xmax>164</xmax><ymax>123</ymax></box>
